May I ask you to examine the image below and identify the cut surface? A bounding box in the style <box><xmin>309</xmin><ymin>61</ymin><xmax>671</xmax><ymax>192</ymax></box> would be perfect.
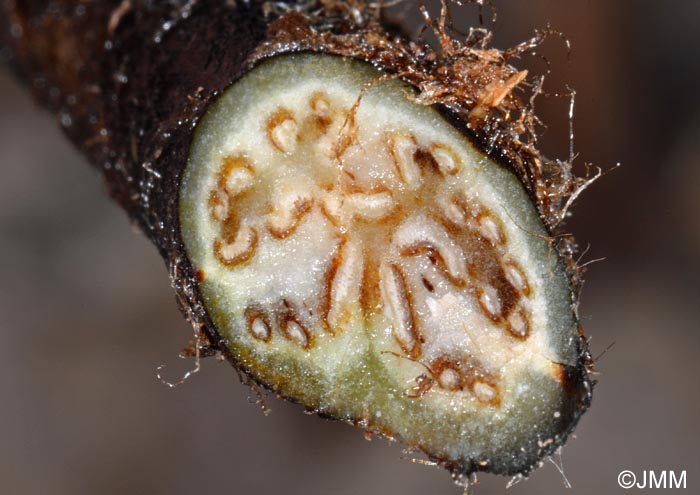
<box><xmin>180</xmin><ymin>54</ymin><xmax>588</xmax><ymax>476</ymax></box>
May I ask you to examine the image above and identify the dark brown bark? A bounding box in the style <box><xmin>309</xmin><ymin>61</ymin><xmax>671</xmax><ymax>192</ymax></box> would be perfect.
<box><xmin>0</xmin><ymin>1</ymin><xmax>287</xmax><ymax>377</ymax></box>
<box><xmin>3</xmin><ymin>1</ymin><xmax>266</xmax><ymax>247</ymax></box>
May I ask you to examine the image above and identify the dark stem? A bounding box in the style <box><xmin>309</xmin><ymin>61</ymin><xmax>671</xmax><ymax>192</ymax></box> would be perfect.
<box><xmin>2</xmin><ymin>1</ymin><xmax>269</xmax><ymax>251</ymax></box>
<box><xmin>0</xmin><ymin>1</ymin><xmax>593</xmax><ymax>481</ymax></box>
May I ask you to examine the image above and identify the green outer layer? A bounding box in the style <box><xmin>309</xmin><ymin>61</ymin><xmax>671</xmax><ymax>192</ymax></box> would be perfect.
<box><xmin>179</xmin><ymin>54</ymin><xmax>587</xmax><ymax>476</ymax></box>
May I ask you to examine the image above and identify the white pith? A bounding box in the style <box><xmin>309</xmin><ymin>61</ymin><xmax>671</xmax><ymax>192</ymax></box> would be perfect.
<box><xmin>180</xmin><ymin>54</ymin><xmax>580</xmax><ymax>465</ymax></box>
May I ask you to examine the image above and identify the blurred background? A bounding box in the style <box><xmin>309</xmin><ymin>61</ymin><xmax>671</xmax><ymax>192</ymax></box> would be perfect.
<box><xmin>0</xmin><ymin>1</ymin><xmax>698</xmax><ymax>494</ymax></box>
